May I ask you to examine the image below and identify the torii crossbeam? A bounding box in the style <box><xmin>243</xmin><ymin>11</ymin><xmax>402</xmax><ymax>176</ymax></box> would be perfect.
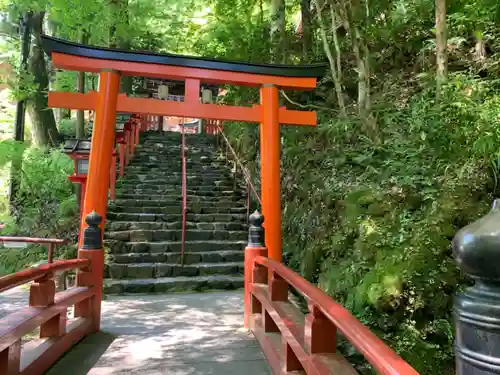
<box><xmin>42</xmin><ymin>35</ymin><xmax>326</xmax><ymax>263</ymax></box>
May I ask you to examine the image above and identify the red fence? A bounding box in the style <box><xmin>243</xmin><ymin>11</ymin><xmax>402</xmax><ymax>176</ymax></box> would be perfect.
<box><xmin>243</xmin><ymin>213</ymin><xmax>420</xmax><ymax>375</ymax></box>
<box><xmin>0</xmin><ymin>258</ymin><xmax>97</xmax><ymax>375</ymax></box>
<box><xmin>0</xmin><ymin>237</ymin><xmax>68</xmax><ymax>264</ymax></box>
<box><xmin>0</xmin><ymin>215</ymin><xmax>105</xmax><ymax>375</ymax></box>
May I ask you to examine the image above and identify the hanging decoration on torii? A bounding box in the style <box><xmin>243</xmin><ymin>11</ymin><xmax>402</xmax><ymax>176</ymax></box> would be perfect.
<box><xmin>41</xmin><ymin>35</ymin><xmax>326</xmax><ymax>263</ymax></box>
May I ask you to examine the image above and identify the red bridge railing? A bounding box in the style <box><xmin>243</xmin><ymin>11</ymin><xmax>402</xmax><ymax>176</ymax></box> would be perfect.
<box><xmin>0</xmin><ymin>213</ymin><xmax>104</xmax><ymax>375</ymax></box>
<box><xmin>243</xmin><ymin>211</ymin><xmax>420</xmax><ymax>375</ymax></box>
<box><xmin>0</xmin><ymin>237</ymin><xmax>68</xmax><ymax>264</ymax></box>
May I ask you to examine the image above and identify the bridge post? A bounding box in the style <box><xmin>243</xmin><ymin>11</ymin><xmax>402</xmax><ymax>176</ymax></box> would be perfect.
<box><xmin>244</xmin><ymin>210</ymin><xmax>268</xmax><ymax>329</ymax></box>
<box><xmin>260</xmin><ymin>84</ymin><xmax>282</xmax><ymax>263</ymax></box>
<box><xmin>76</xmin><ymin>211</ymin><xmax>105</xmax><ymax>332</ymax></box>
<box><xmin>80</xmin><ymin>69</ymin><xmax>120</xmax><ymax>240</ymax></box>
<box><xmin>453</xmin><ymin>199</ymin><xmax>500</xmax><ymax>375</ymax></box>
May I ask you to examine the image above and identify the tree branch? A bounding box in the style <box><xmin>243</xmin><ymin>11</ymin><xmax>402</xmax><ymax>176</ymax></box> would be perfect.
<box><xmin>279</xmin><ymin>90</ymin><xmax>337</xmax><ymax>113</ymax></box>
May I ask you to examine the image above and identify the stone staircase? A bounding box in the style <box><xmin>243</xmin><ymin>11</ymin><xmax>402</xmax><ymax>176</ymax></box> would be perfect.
<box><xmin>103</xmin><ymin>131</ymin><xmax>248</xmax><ymax>294</ymax></box>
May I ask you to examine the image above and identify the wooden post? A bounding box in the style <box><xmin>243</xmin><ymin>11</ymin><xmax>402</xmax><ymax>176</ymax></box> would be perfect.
<box><xmin>80</xmin><ymin>69</ymin><xmax>120</xmax><ymax>237</ymax></box>
<box><xmin>135</xmin><ymin>118</ymin><xmax>140</xmax><ymax>146</ymax></box>
<box><xmin>260</xmin><ymin>84</ymin><xmax>282</xmax><ymax>262</ymax></box>
<box><xmin>76</xmin><ymin>211</ymin><xmax>105</xmax><ymax>332</ymax></box>
<box><xmin>110</xmin><ymin>152</ymin><xmax>117</xmax><ymax>200</ymax></box>
<box><xmin>124</xmin><ymin>129</ymin><xmax>130</xmax><ymax>166</ymax></box>
<box><xmin>304</xmin><ymin>303</ymin><xmax>336</xmax><ymax>354</ymax></box>
<box><xmin>129</xmin><ymin>122</ymin><xmax>136</xmax><ymax>156</ymax></box>
<box><xmin>80</xmin><ymin>180</ymin><xmax>86</xmax><ymax>220</ymax></box>
<box><xmin>453</xmin><ymin>199</ymin><xmax>500</xmax><ymax>375</ymax></box>
<box><xmin>119</xmin><ymin>142</ymin><xmax>125</xmax><ymax>177</ymax></box>
<box><xmin>0</xmin><ymin>340</ymin><xmax>21</xmax><ymax>375</ymax></box>
<box><xmin>244</xmin><ymin>210</ymin><xmax>267</xmax><ymax>329</ymax></box>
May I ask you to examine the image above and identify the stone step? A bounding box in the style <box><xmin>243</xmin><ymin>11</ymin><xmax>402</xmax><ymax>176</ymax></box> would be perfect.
<box><xmin>108</xmin><ymin>206</ymin><xmax>247</xmax><ymax>215</ymax></box>
<box><xmin>124</xmin><ymin>173</ymin><xmax>233</xmax><ymax>180</ymax></box>
<box><xmin>130</xmin><ymin>155</ymin><xmax>226</xmax><ymax>167</ymax></box>
<box><xmin>107</xmin><ymin>212</ymin><xmax>247</xmax><ymax>223</ymax></box>
<box><xmin>103</xmin><ymin>275</ymin><xmax>243</xmax><ymax>294</ymax></box>
<box><xmin>131</xmin><ymin>157</ymin><xmax>220</xmax><ymax>164</ymax></box>
<box><xmin>135</xmin><ymin>148</ymin><xmax>217</xmax><ymax>154</ymax></box>
<box><xmin>124</xmin><ymin>171</ymin><xmax>231</xmax><ymax>178</ymax></box>
<box><xmin>105</xmin><ymin>229</ymin><xmax>247</xmax><ymax>242</ymax></box>
<box><xmin>112</xmin><ymin>199</ymin><xmax>244</xmax><ymax>208</ymax></box>
<box><xmin>118</xmin><ymin>180</ymin><xmax>236</xmax><ymax>188</ymax></box>
<box><xmin>114</xmin><ymin>193</ymin><xmax>245</xmax><ymax>201</ymax></box>
<box><xmin>110</xmin><ymin>250</ymin><xmax>244</xmax><ymax>265</ymax></box>
<box><xmin>106</xmin><ymin>221</ymin><xmax>247</xmax><ymax>232</ymax></box>
<box><xmin>118</xmin><ymin>188</ymin><xmax>244</xmax><ymax>196</ymax></box>
<box><xmin>125</xmin><ymin>165</ymin><xmax>229</xmax><ymax>172</ymax></box>
<box><xmin>105</xmin><ymin>240</ymin><xmax>247</xmax><ymax>254</ymax></box>
<box><xmin>106</xmin><ymin>261</ymin><xmax>243</xmax><ymax>279</ymax></box>
<box><xmin>127</xmin><ymin>162</ymin><xmax>226</xmax><ymax>170</ymax></box>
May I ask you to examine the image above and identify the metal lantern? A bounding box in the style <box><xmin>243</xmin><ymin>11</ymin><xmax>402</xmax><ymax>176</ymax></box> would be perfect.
<box><xmin>202</xmin><ymin>89</ymin><xmax>213</xmax><ymax>104</ymax></box>
<box><xmin>76</xmin><ymin>158</ymin><xmax>89</xmax><ymax>175</ymax></box>
<box><xmin>158</xmin><ymin>85</ymin><xmax>169</xmax><ymax>99</ymax></box>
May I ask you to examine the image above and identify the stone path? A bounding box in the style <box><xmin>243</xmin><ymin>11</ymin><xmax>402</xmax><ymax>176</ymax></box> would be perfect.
<box><xmin>47</xmin><ymin>291</ymin><xmax>270</xmax><ymax>375</ymax></box>
<box><xmin>0</xmin><ymin>285</ymin><xmax>29</xmax><ymax>318</ymax></box>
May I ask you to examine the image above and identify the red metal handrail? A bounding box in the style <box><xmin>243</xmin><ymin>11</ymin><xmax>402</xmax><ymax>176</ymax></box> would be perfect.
<box><xmin>180</xmin><ymin>118</ymin><xmax>187</xmax><ymax>266</ymax></box>
<box><xmin>252</xmin><ymin>256</ymin><xmax>420</xmax><ymax>375</ymax></box>
<box><xmin>0</xmin><ymin>258</ymin><xmax>90</xmax><ymax>293</ymax></box>
<box><xmin>214</xmin><ymin>122</ymin><xmax>261</xmax><ymax>222</ymax></box>
<box><xmin>0</xmin><ymin>236</ymin><xmax>69</xmax><ymax>264</ymax></box>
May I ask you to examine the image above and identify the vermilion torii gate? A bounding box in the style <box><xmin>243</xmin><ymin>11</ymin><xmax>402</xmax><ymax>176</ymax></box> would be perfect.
<box><xmin>41</xmin><ymin>35</ymin><xmax>326</xmax><ymax>263</ymax></box>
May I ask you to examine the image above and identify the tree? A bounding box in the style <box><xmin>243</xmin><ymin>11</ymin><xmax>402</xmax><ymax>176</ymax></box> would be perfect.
<box><xmin>300</xmin><ymin>0</ymin><xmax>312</xmax><ymax>62</ymax></box>
<box><xmin>314</xmin><ymin>0</ymin><xmax>346</xmax><ymax>117</ymax></box>
<box><xmin>26</xmin><ymin>12</ymin><xmax>60</xmax><ymax>146</ymax></box>
<box><xmin>435</xmin><ymin>0</ymin><xmax>447</xmax><ymax>93</ymax></box>
<box><xmin>270</xmin><ymin>0</ymin><xmax>285</xmax><ymax>62</ymax></box>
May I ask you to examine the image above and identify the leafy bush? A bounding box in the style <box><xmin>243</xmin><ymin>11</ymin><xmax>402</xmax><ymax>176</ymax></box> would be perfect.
<box><xmin>0</xmin><ymin>144</ymin><xmax>79</xmax><ymax>274</ymax></box>
<box><xmin>58</xmin><ymin>118</ymin><xmax>92</xmax><ymax>139</ymax></box>
<box><xmin>224</xmin><ymin>72</ymin><xmax>499</xmax><ymax>374</ymax></box>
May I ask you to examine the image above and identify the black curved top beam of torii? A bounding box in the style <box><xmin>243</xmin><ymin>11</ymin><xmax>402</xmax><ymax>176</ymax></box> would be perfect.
<box><xmin>42</xmin><ymin>35</ymin><xmax>323</xmax><ymax>124</ymax></box>
<box><xmin>41</xmin><ymin>35</ymin><xmax>326</xmax><ymax>78</ymax></box>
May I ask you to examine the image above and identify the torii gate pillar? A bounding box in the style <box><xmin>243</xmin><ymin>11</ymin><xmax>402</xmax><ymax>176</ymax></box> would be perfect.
<box><xmin>79</xmin><ymin>69</ymin><xmax>121</xmax><ymax>242</ymax></box>
<box><xmin>260</xmin><ymin>84</ymin><xmax>281</xmax><ymax>262</ymax></box>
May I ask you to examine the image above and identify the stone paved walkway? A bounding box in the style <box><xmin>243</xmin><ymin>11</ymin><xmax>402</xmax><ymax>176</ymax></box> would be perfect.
<box><xmin>46</xmin><ymin>291</ymin><xmax>270</xmax><ymax>375</ymax></box>
<box><xmin>0</xmin><ymin>285</ymin><xmax>29</xmax><ymax>318</ymax></box>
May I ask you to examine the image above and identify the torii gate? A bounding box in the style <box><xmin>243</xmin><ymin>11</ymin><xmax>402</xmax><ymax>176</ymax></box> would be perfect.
<box><xmin>42</xmin><ymin>35</ymin><xmax>325</xmax><ymax>263</ymax></box>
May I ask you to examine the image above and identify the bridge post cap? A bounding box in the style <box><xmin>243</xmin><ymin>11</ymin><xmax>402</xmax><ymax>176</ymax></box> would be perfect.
<box><xmin>82</xmin><ymin>211</ymin><xmax>103</xmax><ymax>250</ymax></box>
<box><xmin>249</xmin><ymin>210</ymin><xmax>264</xmax><ymax>227</ymax></box>
<box><xmin>453</xmin><ymin>199</ymin><xmax>500</xmax><ymax>281</ymax></box>
<box><xmin>85</xmin><ymin>211</ymin><xmax>102</xmax><ymax>226</ymax></box>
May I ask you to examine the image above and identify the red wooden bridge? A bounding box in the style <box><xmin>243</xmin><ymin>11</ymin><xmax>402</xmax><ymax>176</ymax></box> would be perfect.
<box><xmin>0</xmin><ymin>36</ymin><xmax>495</xmax><ymax>375</ymax></box>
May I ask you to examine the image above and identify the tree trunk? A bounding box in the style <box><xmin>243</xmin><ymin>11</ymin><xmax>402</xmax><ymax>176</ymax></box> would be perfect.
<box><xmin>330</xmin><ymin>5</ymin><xmax>343</xmax><ymax>80</ymax></box>
<box><xmin>300</xmin><ymin>0</ymin><xmax>312</xmax><ymax>62</ymax></box>
<box><xmin>474</xmin><ymin>31</ymin><xmax>486</xmax><ymax>62</ymax></box>
<box><xmin>435</xmin><ymin>0</ymin><xmax>447</xmax><ymax>94</ymax></box>
<box><xmin>314</xmin><ymin>0</ymin><xmax>346</xmax><ymax>117</ymax></box>
<box><xmin>26</xmin><ymin>12</ymin><xmax>60</xmax><ymax>147</ymax></box>
<box><xmin>109</xmin><ymin>0</ymin><xmax>132</xmax><ymax>94</ymax></box>
<box><xmin>341</xmin><ymin>0</ymin><xmax>371</xmax><ymax>119</ymax></box>
<box><xmin>9</xmin><ymin>12</ymin><xmax>32</xmax><ymax>215</ymax></box>
<box><xmin>270</xmin><ymin>0</ymin><xmax>285</xmax><ymax>63</ymax></box>
<box><xmin>76</xmin><ymin>31</ymin><xmax>88</xmax><ymax>139</ymax></box>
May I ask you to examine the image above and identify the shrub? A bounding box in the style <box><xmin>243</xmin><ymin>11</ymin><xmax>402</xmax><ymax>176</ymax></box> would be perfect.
<box><xmin>224</xmin><ymin>72</ymin><xmax>499</xmax><ymax>374</ymax></box>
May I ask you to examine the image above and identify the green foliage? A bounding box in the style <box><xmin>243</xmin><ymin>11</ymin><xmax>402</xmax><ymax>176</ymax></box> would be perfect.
<box><xmin>57</xmin><ymin>118</ymin><xmax>92</xmax><ymax>139</ymax></box>
<box><xmin>7</xmin><ymin>147</ymin><xmax>77</xmax><ymax>235</ymax></box>
<box><xmin>0</xmin><ymin>144</ymin><xmax>78</xmax><ymax>274</ymax></box>
<box><xmin>224</xmin><ymin>71</ymin><xmax>500</xmax><ymax>374</ymax></box>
